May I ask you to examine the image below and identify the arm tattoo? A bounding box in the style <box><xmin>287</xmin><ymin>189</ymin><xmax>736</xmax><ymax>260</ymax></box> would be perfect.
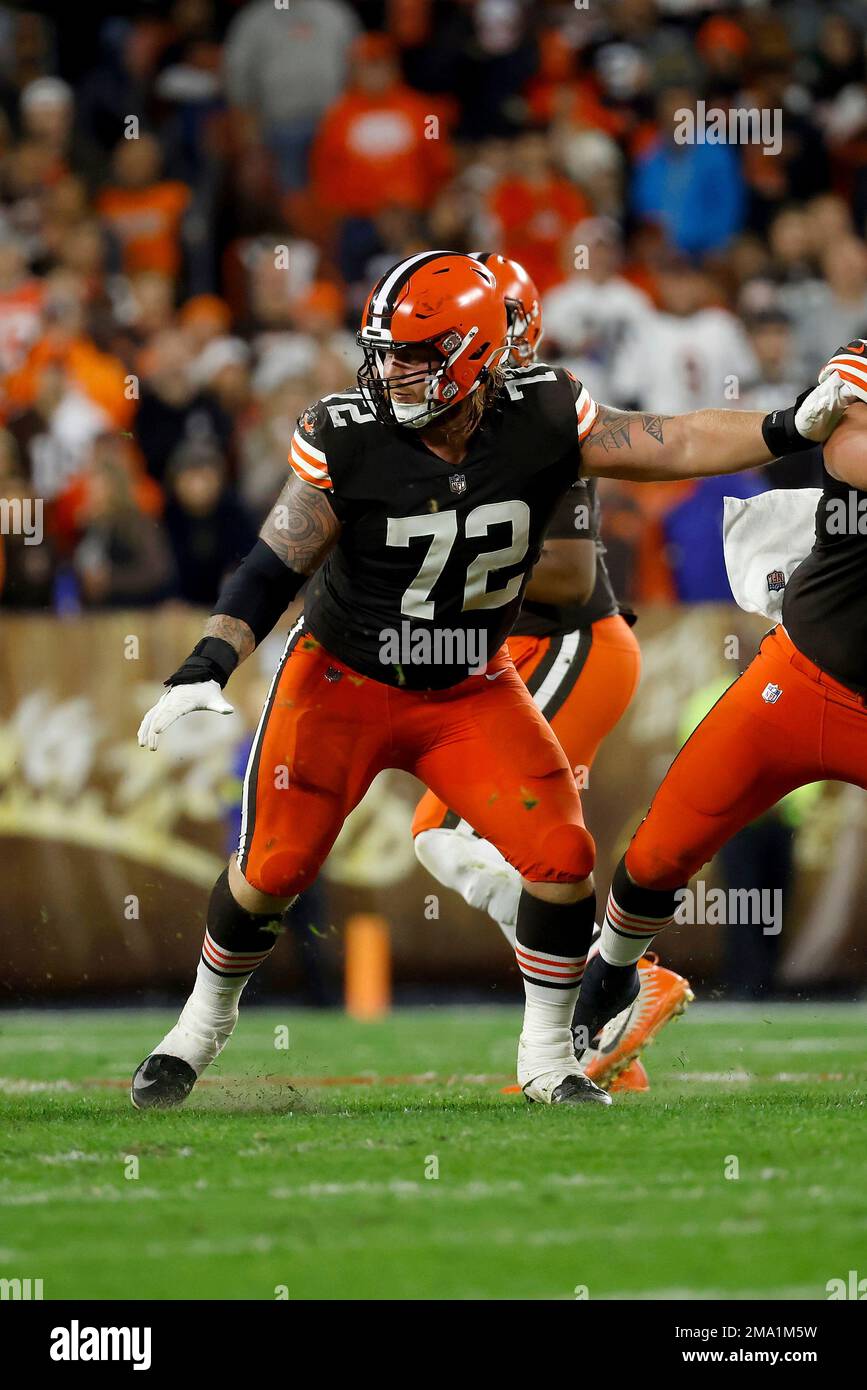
<box><xmin>203</xmin><ymin>613</ymin><xmax>256</xmax><ymax>662</ymax></box>
<box><xmin>259</xmin><ymin>473</ymin><xmax>341</xmax><ymax>573</ymax></box>
<box><xmin>584</xmin><ymin>406</ymin><xmax>670</xmax><ymax>453</ymax></box>
<box><xmin>203</xmin><ymin>477</ymin><xmax>340</xmax><ymax>663</ymax></box>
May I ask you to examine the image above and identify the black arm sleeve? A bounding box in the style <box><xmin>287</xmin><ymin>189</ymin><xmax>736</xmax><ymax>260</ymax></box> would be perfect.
<box><xmin>761</xmin><ymin>388</ymin><xmax>816</xmax><ymax>458</ymax></box>
<box><xmin>164</xmin><ymin>542</ymin><xmax>307</xmax><ymax>690</ymax></box>
<box><xmin>213</xmin><ymin>538</ymin><xmax>306</xmax><ymax>646</ymax></box>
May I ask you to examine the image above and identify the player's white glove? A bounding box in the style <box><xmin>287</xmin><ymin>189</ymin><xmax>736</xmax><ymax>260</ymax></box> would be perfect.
<box><xmin>137</xmin><ymin>679</ymin><xmax>234</xmax><ymax>751</ymax></box>
<box><xmin>763</xmin><ymin>371</ymin><xmax>860</xmax><ymax>458</ymax></box>
<box><xmin>817</xmin><ymin>340</ymin><xmax>867</xmax><ymax>405</ymax></box>
<box><xmin>792</xmin><ymin>372</ymin><xmax>859</xmax><ymax>441</ymax></box>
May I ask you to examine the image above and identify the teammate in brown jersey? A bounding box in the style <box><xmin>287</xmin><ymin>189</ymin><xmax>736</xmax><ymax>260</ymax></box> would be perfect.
<box><xmin>574</xmin><ymin>342</ymin><xmax>867</xmax><ymax>1054</ymax></box>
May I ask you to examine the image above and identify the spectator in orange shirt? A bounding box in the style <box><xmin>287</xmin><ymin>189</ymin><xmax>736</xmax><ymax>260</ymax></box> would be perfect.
<box><xmin>96</xmin><ymin>134</ymin><xmax>190</xmax><ymax>279</ymax></box>
<box><xmin>3</xmin><ymin>270</ymin><xmax>135</xmax><ymax>437</ymax></box>
<box><xmin>311</xmin><ymin>33</ymin><xmax>453</xmax><ymax>279</ymax></box>
<box><xmin>487</xmin><ymin>130</ymin><xmax>591</xmax><ymax>296</ymax></box>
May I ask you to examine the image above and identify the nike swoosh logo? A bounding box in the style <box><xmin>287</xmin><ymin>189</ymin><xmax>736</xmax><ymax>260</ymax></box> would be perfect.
<box><xmin>846</xmin><ymin>342</ymin><xmax>866</xmax><ymax>354</ymax></box>
<box><xmin>485</xmin><ymin>669</ymin><xmax>507</xmax><ymax>681</ymax></box>
<box><xmin>135</xmin><ymin>1075</ymin><xmax>158</xmax><ymax>1087</ymax></box>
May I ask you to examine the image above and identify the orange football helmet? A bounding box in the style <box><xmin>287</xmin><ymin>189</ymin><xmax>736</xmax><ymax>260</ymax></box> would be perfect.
<box><xmin>473</xmin><ymin>252</ymin><xmax>542</xmax><ymax>363</ymax></box>
<box><xmin>357</xmin><ymin>251</ymin><xmax>509</xmax><ymax>427</ymax></box>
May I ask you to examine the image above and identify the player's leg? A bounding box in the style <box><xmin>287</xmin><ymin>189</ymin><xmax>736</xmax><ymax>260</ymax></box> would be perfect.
<box><xmin>411</xmin><ymin>636</ymin><xmax>558</xmax><ymax>925</ymax></box>
<box><xmin>132</xmin><ymin>630</ymin><xmax>391</xmax><ymax>1108</ymax></box>
<box><xmin>413</xmin><ymin>618</ymin><xmax>677</xmax><ymax>1092</ymax></box>
<box><xmin>413</xmin><ymin>617</ymin><xmax>642</xmax><ymax>938</ymax></box>
<box><xmin>510</xmin><ymin>620</ymin><xmax>691</xmax><ymax>1090</ymax></box>
<box><xmin>408</xmin><ymin>655</ymin><xmax>608</xmax><ymax>1105</ymax></box>
<box><xmin>574</xmin><ymin>628</ymin><xmax>823</xmax><ymax>1048</ymax></box>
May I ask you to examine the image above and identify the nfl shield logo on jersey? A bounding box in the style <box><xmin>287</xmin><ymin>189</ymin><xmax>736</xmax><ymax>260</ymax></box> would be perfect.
<box><xmin>449</xmin><ymin>473</ymin><xmax>467</xmax><ymax>496</ymax></box>
<box><xmin>762</xmin><ymin>682</ymin><xmax>783</xmax><ymax>704</ymax></box>
<box><xmin>766</xmin><ymin>569</ymin><xmax>786</xmax><ymax>592</ymax></box>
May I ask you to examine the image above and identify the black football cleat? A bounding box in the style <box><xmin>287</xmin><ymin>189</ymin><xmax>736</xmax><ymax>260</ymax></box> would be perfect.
<box><xmin>525</xmin><ymin>1072</ymin><xmax>612</xmax><ymax>1106</ymax></box>
<box><xmin>572</xmin><ymin>955</ymin><xmax>641</xmax><ymax>1058</ymax></box>
<box><xmin>131</xmin><ymin>1054</ymin><xmax>197</xmax><ymax>1110</ymax></box>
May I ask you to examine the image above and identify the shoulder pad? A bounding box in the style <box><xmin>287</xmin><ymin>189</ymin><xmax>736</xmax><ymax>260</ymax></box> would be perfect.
<box><xmin>501</xmin><ymin>364</ymin><xmax>598</xmax><ymax>445</ymax></box>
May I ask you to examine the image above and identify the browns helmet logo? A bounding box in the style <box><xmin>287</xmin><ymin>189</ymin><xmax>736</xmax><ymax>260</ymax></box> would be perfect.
<box><xmin>300</xmin><ymin>403</ymin><xmax>321</xmax><ymax>436</ymax></box>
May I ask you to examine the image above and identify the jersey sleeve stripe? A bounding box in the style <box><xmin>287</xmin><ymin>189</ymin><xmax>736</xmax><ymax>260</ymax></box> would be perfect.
<box><xmin>288</xmin><ymin>454</ymin><xmax>332</xmax><ymax>488</ymax></box>
<box><xmin>291</xmin><ymin>430</ymin><xmax>327</xmax><ymax>464</ymax></box>
<box><xmin>291</xmin><ymin>431</ymin><xmax>329</xmax><ymax>471</ymax></box>
<box><xmin>289</xmin><ymin>441</ymin><xmax>332</xmax><ymax>488</ymax></box>
<box><xmin>291</xmin><ymin>439</ymin><xmax>332</xmax><ymax>483</ymax></box>
<box><xmin>575</xmin><ymin>388</ymin><xmax>599</xmax><ymax>442</ymax></box>
<box><xmin>290</xmin><ymin>445</ymin><xmax>328</xmax><ymax>479</ymax></box>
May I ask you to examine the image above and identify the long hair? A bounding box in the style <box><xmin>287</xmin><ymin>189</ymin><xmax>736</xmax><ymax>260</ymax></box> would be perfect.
<box><xmin>462</xmin><ymin>361</ymin><xmax>508</xmax><ymax>436</ymax></box>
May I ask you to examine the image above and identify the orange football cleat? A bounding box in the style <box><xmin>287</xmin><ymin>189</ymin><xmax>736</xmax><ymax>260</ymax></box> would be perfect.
<box><xmin>609</xmin><ymin>1058</ymin><xmax>650</xmax><ymax>1093</ymax></box>
<box><xmin>582</xmin><ymin>955</ymin><xmax>694</xmax><ymax>1090</ymax></box>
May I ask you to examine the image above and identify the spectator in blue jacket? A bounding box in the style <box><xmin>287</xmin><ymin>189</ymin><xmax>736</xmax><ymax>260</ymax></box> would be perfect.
<box><xmin>632</xmin><ymin>85</ymin><xmax>746</xmax><ymax>257</ymax></box>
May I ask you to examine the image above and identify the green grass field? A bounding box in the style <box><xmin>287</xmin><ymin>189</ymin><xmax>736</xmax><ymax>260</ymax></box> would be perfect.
<box><xmin>0</xmin><ymin>1003</ymin><xmax>865</xmax><ymax>1301</ymax></box>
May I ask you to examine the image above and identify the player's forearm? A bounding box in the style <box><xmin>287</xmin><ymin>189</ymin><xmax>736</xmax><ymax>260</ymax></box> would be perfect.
<box><xmin>198</xmin><ymin>477</ymin><xmax>341</xmax><ymax>672</ymax></box>
<box><xmin>654</xmin><ymin>409</ymin><xmax>772</xmax><ymax>481</ymax></box>
<box><xmin>163</xmin><ymin>545</ymin><xmax>303</xmax><ymax>692</ymax></box>
<box><xmin>203</xmin><ymin>614</ymin><xmax>256</xmax><ymax>666</ymax></box>
<box><xmin>583</xmin><ymin>382</ymin><xmax>849</xmax><ymax>483</ymax></box>
<box><xmin>164</xmin><ymin>478</ymin><xmax>341</xmax><ymax>693</ymax></box>
<box><xmin>582</xmin><ymin>406</ymin><xmax>770</xmax><ymax>482</ymax></box>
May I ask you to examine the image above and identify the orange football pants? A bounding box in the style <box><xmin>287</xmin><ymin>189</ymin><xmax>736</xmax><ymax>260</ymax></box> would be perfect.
<box><xmin>626</xmin><ymin>625</ymin><xmax>867</xmax><ymax>891</ymax></box>
<box><xmin>412</xmin><ymin>614</ymin><xmax>642</xmax><ymax>837</ymax></box>
<box><xmin>237</xmin><ymin>621</ymin><xmax>595</xmax><ymax>897</ymax></box>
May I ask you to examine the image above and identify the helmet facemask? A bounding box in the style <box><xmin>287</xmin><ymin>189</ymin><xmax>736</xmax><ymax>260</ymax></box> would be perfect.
<box><xmin>504</xmin><ymin>296</ymin><xmax>541</xmax><ymax>363</ymax></box>
<box><xmin>357</xmin><ymin>326</ymin><xmax>498</xmax><ymax>429</ymax></box>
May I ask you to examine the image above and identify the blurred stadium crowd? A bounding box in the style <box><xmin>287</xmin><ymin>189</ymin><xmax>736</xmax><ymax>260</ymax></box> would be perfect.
<box><xmin>2</xmin><ymin>0</ymin><xmax>867</xmax><ymax>613</ymax></box>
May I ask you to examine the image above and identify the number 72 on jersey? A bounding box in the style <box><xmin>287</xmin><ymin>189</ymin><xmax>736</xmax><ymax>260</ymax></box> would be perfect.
<box><xmin>387</xmin><ymin>500</ymin><xmax>530</xmax><ymax>619</ymax></box>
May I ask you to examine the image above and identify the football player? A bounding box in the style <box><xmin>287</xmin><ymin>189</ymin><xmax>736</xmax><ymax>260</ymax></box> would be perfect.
<box><xmin>133</xmin><ymin>251</ymin><xmax>851</xmax><ymax>1110</ymax></box>
<box><xmin>412</xmin><ymin>254</ymin><xmax>690</xmax><ymax>1093</ymax></box>
<box><xmin>573</xmin><ymin>344</ymin><xmax>867</xmax><ymax>1053</ymax></box>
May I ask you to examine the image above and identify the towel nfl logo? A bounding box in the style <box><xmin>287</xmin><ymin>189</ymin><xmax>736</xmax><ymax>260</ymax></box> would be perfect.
<box><xmin>766</xmin><ymin>569</ymin><xmax>786</xmax><ymax>592</ymax></box>
<box><xmin>762</xmin><ymin>682</ymin><xmax>783</xmax><ymax>704</ymax></box>
<box><xmin>449</xmin><ymin>473</ymin><xmax>467</xmax><ymax>496</ymax></box>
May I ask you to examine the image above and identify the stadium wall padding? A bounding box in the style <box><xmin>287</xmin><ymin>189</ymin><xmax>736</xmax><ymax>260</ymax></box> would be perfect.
<box><xmin>0</xmin><ymin>607</ymin><xmax>864</xmax><ymax>998</ymax></box>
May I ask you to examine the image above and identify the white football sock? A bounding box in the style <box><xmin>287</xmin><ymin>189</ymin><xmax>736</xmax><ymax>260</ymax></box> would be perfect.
<box><xmin>517</xmin><ymin>984</ymin><xmax>583</xmax><ymax>1098</ymax></box>
<box><xmin>154</xmin><ymin>930</ymin><xmax>275</xmax><ymax>1075</ymax></box>
<box><xmin>516</xmin><ymin>945</ymin><xmax>587</xmax><ymax>1090</ymax></box>
<box><xmin>599</xmin><ymin>887</ymin><xmax>673</xmax><ymax>967</ymax></box>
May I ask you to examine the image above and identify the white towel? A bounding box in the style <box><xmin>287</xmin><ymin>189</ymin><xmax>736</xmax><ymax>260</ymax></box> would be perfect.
<box><xmin>723</xmin><ymin>489</ymin><xmax>821</xmax><ymax>623</ymax></box>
